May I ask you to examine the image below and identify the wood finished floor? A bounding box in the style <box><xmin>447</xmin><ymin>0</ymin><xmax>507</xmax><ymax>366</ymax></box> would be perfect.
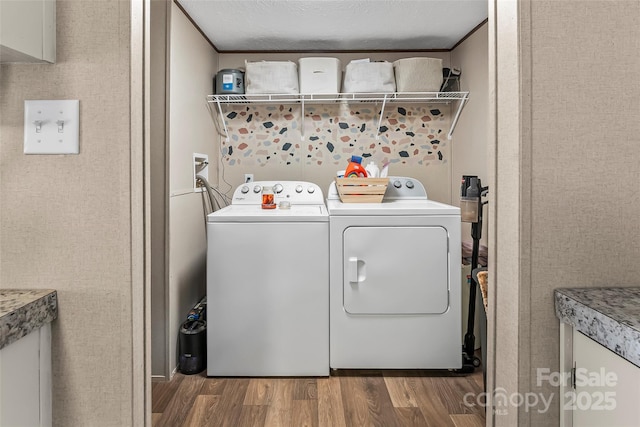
<box><xmin>152</xmin><ymin>368</ymin><xmax>486</xmax><ymax>427</ymax></box>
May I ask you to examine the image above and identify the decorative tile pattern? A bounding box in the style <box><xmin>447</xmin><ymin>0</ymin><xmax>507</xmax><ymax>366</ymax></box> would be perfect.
<box><xmin>555</xmin><ymin>287</ymin><xmax>640</xmax><ymax>367</ymax></box>
<box><xmin>0</xmin><ymin>289</ymin><xmax>58</xmax><ymax>350</ymax></box>
<box><xmin>221</xmin><ymin>104</ymin><xmax>448</xmax><ymax>168</ymax></box>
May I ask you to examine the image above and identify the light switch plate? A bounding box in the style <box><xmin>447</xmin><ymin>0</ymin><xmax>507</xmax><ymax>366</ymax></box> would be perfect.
<box><xmin>24</xmin><ymin>100</ymin><xmax>80</xmax><ymax>154</ymax></box>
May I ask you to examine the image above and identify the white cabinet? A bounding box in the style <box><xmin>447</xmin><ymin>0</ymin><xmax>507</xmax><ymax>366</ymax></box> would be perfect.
<box><xmin>0</xmin><ymin>0</ymin><xmax>56</xmax><ymax>63</ymax></box>
<box><xmin>560</xmin><ymin>324</ymin><xmax>640</xmax><ymax>427</ymax></box>
<box><xmin>0</xmin><ymin>323</ymin><xmax>52</xmax><ymax>427</ymax></box>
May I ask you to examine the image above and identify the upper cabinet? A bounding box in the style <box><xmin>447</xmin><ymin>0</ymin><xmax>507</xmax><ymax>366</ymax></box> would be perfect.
<box><xmin>0</xmin><ymin>0</ymin><xmax>56</xmax><ymax>63</ymax></box>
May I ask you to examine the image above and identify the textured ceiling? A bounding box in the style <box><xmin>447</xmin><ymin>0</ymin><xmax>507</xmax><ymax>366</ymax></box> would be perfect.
<box><xmin>177</xmin><ymin>0</ymin><xmax>488</xmax><ymax>52</ymax></box>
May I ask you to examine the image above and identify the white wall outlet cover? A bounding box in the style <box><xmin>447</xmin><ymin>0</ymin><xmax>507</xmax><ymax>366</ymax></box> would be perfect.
<box><xmin>24</xmin><ymin>100</ymin><xmax>80</xmax><ymax>154</ymax></box>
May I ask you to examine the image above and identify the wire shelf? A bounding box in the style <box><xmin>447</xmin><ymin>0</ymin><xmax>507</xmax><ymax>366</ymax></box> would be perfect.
<box><xmin>207</xmin><ymin>91</ymin><xmax>469</xmax><ymax>141</ymax></box>
<box><xmin>207</xmin><ymin>91</ymin><xmax>468</xmax><ymax>105</ymax></box>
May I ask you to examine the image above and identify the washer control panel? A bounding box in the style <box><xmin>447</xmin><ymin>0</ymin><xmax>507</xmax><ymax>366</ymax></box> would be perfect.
<box><xmin>384</xmin><ymin>177</ymin><xmax>427</xmax><ymax>200</ymax></box>
<box><xmin>233</xmin><ymin>181</ymin><xmax>325</xmax><ymax>205</ymax></box>
<box><xmin>327</xmin><ymin>176</ymin><xmax>428</xmax><ymax>200</ymax></box>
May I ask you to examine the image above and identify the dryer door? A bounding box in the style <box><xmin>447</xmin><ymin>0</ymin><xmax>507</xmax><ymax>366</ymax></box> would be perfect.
<box><xmin>343</xmin><ymin>226</ymin><xmax>449</xmax><ymax>315</ymax></box>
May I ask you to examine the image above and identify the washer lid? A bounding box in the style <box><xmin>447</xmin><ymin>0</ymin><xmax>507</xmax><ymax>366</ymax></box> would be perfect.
<box><xmin>326</xmin><ymin>199</ymin><xmax>460</xmax><ymax>216</ymax></box>
<box><xmin>207</xmin><ymin>204</ymin><xmax>328</xmax><ymax>222</ymax></box>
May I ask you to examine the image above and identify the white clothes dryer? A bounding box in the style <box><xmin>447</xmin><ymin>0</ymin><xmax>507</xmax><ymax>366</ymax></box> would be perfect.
<box><xmin>207</xmin><ymin>181</ymin><xmax>328</xmax><ymax>376</ymax></box>
<box><xmin>327</xmin><ymin>176</ymin><xmax>461</xmax><ymax>369</ymax></box>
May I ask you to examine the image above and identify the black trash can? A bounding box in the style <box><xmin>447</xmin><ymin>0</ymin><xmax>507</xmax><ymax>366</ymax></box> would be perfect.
<box><xmin>179</xmin><ymin>319</ymin><xmax>206</xmax><ymax>375</ymax></box>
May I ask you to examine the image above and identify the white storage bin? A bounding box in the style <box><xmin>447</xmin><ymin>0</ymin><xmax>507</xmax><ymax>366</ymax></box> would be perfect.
<box><xmin>245</xmin><ymin>60</ymin><xmax>299</xmax><ymax>94</ymax></box>
<box><xmin>299</xmin><ymin>57</ymin><xmax>341</xmax><ymax>94</ymax></box>
<box><xmin>393</xmin><ymin>57</ymin><xmax>443</xmax><ymax>92</ymax></box>
<box><xmin>342</xmin><ymin>61</ymin><xmax>396</xmax><ymax>93</ymax></box>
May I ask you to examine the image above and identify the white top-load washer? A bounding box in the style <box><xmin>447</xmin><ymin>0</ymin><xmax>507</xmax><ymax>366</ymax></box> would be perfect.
<box><xmin>206</xmin><ymin>181</ymin><xmax>328</xmax><ymax>376</ymax></box>
<box><xmin>327</xmin><ymin>176</ymin><xmax>461</xmax><ymax>369</ymax></box>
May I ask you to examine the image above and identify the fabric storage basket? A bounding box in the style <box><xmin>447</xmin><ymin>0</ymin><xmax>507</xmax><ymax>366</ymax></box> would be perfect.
<box><xmin>299</xmin><ymin>57</ymin><xmax>341</xmax><ymax>93</ymax></box>
<box><xmin>393</xmin><ymin>57</ymin><xmax>443</xmax><ymax>92</ymax></box>
<box><xmin>245</xmin><ymin>60</ymin><xmax>299</xmax><ymax>94</ymax></box>
<box><xmin>342</xmin><ymin>61</ymin><xmax>396</xmax><ymax>93</ymax></box>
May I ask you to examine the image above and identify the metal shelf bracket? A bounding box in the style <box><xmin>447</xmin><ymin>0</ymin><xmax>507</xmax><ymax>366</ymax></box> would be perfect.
<box><xmin>448</xmin><ymin>95</ymin><xmax>469</xmax><ymax>140</ymax></box>
<box><xmin>214</xmin><ymin>97</ymin><xmax>230</xmax><ymax>143</ymax></box>
<box><xmin>300</xmin><ymin>96</ymin><xmax>305</xmax><ymax>141</ymax></box>
<box><xmin>375</xmin><ymin>94</ymin><xmax>389</xmax><ymax>140</ymax></box>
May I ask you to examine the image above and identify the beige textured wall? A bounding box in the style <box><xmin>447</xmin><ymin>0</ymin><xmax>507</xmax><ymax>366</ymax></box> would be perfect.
<box><xmin>451</xmin><ymin>23</ymin><xmax>489</xmax><ymax>245</ymax></box>
<box><xmin>165</xmin><ymin>1</ymin><xmax>218</xmax><ymax>376</ymax></box>
<box><xmin>492</xmin><ymin>1</ymin><xmax>640</xmax><ymax>426</ymax></box>
<box><xmin>0</xmin><ymin>1</ymin><xmax>134</xmax><ymax>426</ymax></box>
<box><xmin>150</xmin><ymin>0</ymin><xmax>169</xmax><ymax>379</ymax></box>
<box><xmin>528</xmin><ymin>1</ymin><xmax>640</xmax><ymax>425</ymax></box>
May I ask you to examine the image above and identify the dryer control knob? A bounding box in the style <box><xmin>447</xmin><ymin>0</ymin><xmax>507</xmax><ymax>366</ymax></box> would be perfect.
<box><xmin>253</xmin><ymin>185</ymin><xmax>261</xmax><ymax>193</ymax></box>
<box><xmin>295</xmin><ymin>185</ymin><xmax>303</xmax><ymax>193</ymax></box>
<box><xmin>406</xmin><ymin>180</ymin><xmax>414</xmax><ymax>189</ymax></box>
<box><xmin>393</xmin><ymin>180</ymin><xmax>402</xmax><ymax>188</ymax></box>
<box><xmin>241</xmin><ymin>185</ymin><xmax>250</xmax><ymax>194</ymax></box>
<box><xmin>274</xmin><ymin>184</ymin><xmax>284</xmax><ymax>194</ymax></box>
<box><xmin>307</xmin><ymin>186</ymin><xmax>315</xmax><ymax>194</ymax></box>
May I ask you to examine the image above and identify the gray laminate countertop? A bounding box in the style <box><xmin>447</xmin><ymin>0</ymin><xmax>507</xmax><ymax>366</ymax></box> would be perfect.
<box><xmin>0</xmin><ymin>289</ymin><xmax>57</xmax><ymax>350</ymax></box>
<box><xmin>555</xmin><ymin>287</ymin><xmax>640</xmax><ymax>367</ymax></box>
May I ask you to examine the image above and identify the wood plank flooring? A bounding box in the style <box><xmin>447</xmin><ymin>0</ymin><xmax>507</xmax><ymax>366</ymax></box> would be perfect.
<box><xmin>153</xmin><ymin>368</ymin><xmax>486</xmax><ymax>426</ymax></box>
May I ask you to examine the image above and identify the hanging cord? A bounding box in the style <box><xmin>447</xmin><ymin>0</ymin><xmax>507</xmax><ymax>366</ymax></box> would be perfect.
<box><xmin>196</xmin><ymin>174</ymin><xmax>229</xmax><ymax>239</ymax></box>
<box><xmin>205</xmin><ymin>99</ymin><xmax>234</xmax><ymax>198</ymax></box>
<box><xmin>194</xmin><ymin>161</ymin><xmax>220</xmax><ymax>212</ymax></box>
<box><xmin>196</xmin><ymin>174</ymin><xmax>230</xmax><ymax>210</ymax></box>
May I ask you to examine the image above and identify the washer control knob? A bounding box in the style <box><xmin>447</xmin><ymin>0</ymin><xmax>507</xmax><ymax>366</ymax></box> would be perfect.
<box><xmin>295</xmin><ymin>185</ymin><xmax>303</xmax><ymax>193</ymax></box>
<box><xmin>393</xmin><ymin>180</ymin><xmax>402</xmax><ymax>188</ymax></box>
<box><xmin>240</xmin><ymin>185</ymin><xmax>250</xmax><ymax>194</ymax></box>
<box><xmin>406</xmin><ymin>180</ymin><xmax>415</xmax><ymax>189</ymax></box>
<box><xmin>253</xmin><ymin>185</ymin><xmax>261</xmax><ymax>193</ymax></box>
<box><xmin>273</xmin><ymin>184</ymin><xmax>284</xmax><ymax>194</ymax></box>
<box><xmin>307</xmin><ymin>186</ymin><xmax>316</xmax><ymax>194</ymax></box>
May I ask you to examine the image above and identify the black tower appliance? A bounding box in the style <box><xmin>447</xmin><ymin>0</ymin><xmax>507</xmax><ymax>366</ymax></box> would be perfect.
<box><xmin>179</xmin><ymin>297</ymin><xmax>207</xmax><ymax>375</ymax></box>
<box><xmin>459</xmin><ymin>175</ymin><xmax>488</xmax><ymax>373</ymax></box>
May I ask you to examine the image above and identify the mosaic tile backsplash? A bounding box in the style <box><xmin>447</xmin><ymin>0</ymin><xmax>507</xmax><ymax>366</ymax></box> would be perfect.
<box><xmin>220</xmin><ymin>104</ymin><xmax>450</xmax><ymax>168</ymax></box>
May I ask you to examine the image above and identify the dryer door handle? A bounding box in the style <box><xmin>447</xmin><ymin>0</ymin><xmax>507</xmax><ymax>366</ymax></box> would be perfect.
<box><xmin>348</xmin><ymin>257</ymin><xmax>360</xmax><ymax>283</ymax></box>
